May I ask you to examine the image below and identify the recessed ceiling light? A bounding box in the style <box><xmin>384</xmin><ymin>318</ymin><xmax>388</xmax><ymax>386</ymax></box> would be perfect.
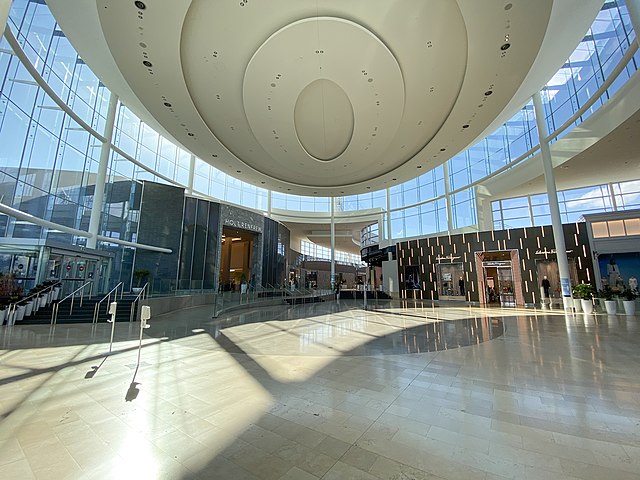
<box><xmin>485</xmin><ymin>90</ymin><xmax>493</xmax><ymax>96</ymax></box>
<box><xmin>500</xmin><ymin>43</ymin><xmax>511</xmax><ymax>51</ymax></box>
<box><xmin>134</xmin><ymin>1</ymin><xmax>146</xmax><ymax>9</ymax></box>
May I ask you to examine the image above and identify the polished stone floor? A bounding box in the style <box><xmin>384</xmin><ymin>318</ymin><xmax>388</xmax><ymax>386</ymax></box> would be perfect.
<box><xmin>0</xmin><ymin>299</ymin><xmax>639</xmax><ymax>479</ymax></box>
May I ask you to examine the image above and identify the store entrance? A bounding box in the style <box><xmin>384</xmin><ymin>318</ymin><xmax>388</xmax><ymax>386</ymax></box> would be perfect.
<box><xmin>50</xmin><ymin>254</ymin><xmax>110</xmax><ymax>297</ymax></box>
<box><xmin>219</xmin><ymin>227</ymin><xmax>257</xmax><ymax>292</ymax></box>
<box><xmin>478</xmin><ymin>251</ymin><xmax>521</xmax><ymax>307</ymax></box>
<box><xmin>436</xmin><ymin>262</ymin><xmax>466</xmax><ymax>300</ymax></box>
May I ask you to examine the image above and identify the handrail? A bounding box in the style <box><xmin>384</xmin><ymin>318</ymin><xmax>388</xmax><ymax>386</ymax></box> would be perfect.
<box><xmin>51</xmin><ymin>281</ymin><xmax>93</xmax><ymax>325</ymax></box>
<box><xmin>93</xmin><ymin>282</ymin><xmax>124</xmax><ymax>324</ymax></box>
<box><xmin>3</xmin><ymin>282</ymin><xmax>62</xmax><ymax>326</ymax></box>
<box><xmin>17</xmin><ymin>281</ymin><xmax>61</xmax><ymax>306</ymax></box>
<box><xmin>129</xmin><ymin>283</ymin><xmax>149</xmax><ymax>322</ymax></box>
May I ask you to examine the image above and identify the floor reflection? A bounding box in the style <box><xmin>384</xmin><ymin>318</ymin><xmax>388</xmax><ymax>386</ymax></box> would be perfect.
<box><xmin>145</xmin><ymin>302</ymin><xmax>505</xmax><ymax>357</ymax></box>
<box><xmin>346</xmin><ymin>317</ymin><xmax>504</xmax><ymax>355</ymax></box>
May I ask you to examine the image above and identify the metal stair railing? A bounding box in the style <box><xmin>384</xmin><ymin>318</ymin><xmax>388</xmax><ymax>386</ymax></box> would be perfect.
<box><xmin>4</xmin><ymin>281</ymin><xmax>62</xmax><ymax>326</ymax></box>
<box><xmin>92</xmin><ymin>282</ymin><xmax>124</xmax><ymax>324</ymax></box>
<box><xmin>129</xmin><ymin>282</ymin><xmax>149</xmax><ymax>322</ymax></box>
<box><xmin>51</xmin><ymin>281</ymin><xmax>93</xmax><ymax>325</ymax></box>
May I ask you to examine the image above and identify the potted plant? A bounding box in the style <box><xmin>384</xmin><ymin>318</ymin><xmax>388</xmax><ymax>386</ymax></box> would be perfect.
<box><xmin>622</xmin><ymin>289</ymin><xmax>637</xmax><ymax>316</ymax></box>
<box><xmin>14</xmin><ymin>296</ymin><xmax>26</xmax><ymax>322</ymax></box>
<box><xmin>132</xmin><ymin>268</ymin><xmax>150</xmax><ymax>293</ymax></box>
<box><xmin>573</xmin><ymin>283</ymin><xmax>595</xmax><ymax>314</ymax></box>
<box><xmin>52</xmin><ymin>283</ymin><xmax>61</xmax><ymax>301</ymax></box>
<box><xmin>599</xmin><ymin>287</ymin><xmax>617</xmax><ymax>315</ymax></box>
<box><xmin>24</xmin><ymin>296</ymin><xmax>35</xmax><ymax>316</ymax></box>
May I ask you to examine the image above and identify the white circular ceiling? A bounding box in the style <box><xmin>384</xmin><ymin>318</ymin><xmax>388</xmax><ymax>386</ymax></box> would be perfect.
<box><xmin>90</xmin><ymin>0</ymin><xmax>562</xmax><ymax>196</ymax></box>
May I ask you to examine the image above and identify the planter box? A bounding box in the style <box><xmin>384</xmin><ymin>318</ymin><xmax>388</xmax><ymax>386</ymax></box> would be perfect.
<box><xmin>604</xmin><ymin>300</ymin><xmax>617</xmax><ymax>315</ymax></box>
<box><xmin>52</xmin><ymin>288</ymin><xmax>60</xmax><ymax>301</ymax></box>
<box><xmin>39</xmin><ymin>295</ymin><xmax>47</xmax><ymax>308</ymax></box>
<box><xmin>0</xmin><ymin>309</ymin><xmax>6</xmax><ymax>325</ymax></box>
<box><xmin>25</xmin><ymin>301</ymin><xmax>34</xmax><ymax>317</ymax></box>
<box><xmin>581</xmin><ymin>299</ymin><xmax>594</xmax><ymax>314</ymax></box>
<box><xmin>623</xmin><ymin>300</ymin><xmax>636</xmax><ymax>316</ymax></box>
<box><xmin>16</xmin><ymin>305</ymin><xmax>25</xmax><ymax>322</ymax></box>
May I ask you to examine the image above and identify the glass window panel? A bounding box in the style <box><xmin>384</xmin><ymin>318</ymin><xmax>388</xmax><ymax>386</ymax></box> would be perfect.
<box><xmin>607</xmin><ymin>219</ymin><xmax>625</xmax><ymax>236</ymax></box>
<box><xmin>624</xmin><ymin>218</ymin><xmax>640</xmax><ymax>235</ymax></box>
<box><xmin>591</xmin><ymin>221</ymin><xmax>609</xmax><ymax>238</ymax></box>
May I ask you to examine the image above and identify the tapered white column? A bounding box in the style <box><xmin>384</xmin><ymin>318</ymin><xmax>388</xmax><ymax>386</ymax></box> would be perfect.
<box><xmin>385</xmin><ymin>188</ymin><xmax>392</xmax><ymax>244</ymax></box>
<box><xmin>0</xmin><ymin>0</ymin><xmax>11</xmax><ymax>37</ymax></box>
<box><xmin>87</xmin><ymin>92</ymin><xmax>118</xmax><ymax>249</ymax></box>
<box><xmin>532</xmin><ymin>91</ymin><xmax>572</xmax><ymax>310</ymax></box>
<box><xmin>330</xmin><ymin>197</ymin><xmax>335</xmax><ymax>290</ymax></box>
<box><xmin>187</xmin><ymin>154</ymin><xmax>195</xmax><ymax>195</ymax></box>
<box><xmin>267</xmin><ymin>191</ymin><xmax>272</xmax><ymax>218</ymax></box>
<box><xmin>443</xmin><ymin>161</ymin><xmax>453</xmax><ymax>232</ymax></box>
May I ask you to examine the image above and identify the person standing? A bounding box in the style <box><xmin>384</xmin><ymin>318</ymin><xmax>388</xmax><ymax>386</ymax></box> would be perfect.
<box><xmin>458</xmin><ymin>276</ymin><xmax>465</xmax><ymax>296</ymax></box>
<box><xmin>541</xmin><ymin>275</ymin><xmax>551</xmax><ymax>298</ymax></box>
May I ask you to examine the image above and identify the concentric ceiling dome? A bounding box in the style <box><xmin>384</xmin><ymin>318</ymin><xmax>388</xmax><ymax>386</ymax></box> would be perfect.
<box><xmin>49</xmin><ymin>0</ymin><xmax>602</xmax><ymax>195</ymax></box>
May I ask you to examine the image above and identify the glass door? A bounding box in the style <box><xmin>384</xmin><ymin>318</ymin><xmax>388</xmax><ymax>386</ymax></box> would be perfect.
<box><xmin>496</xmin><ymin>266</ymin><xmax>515</xmax><ymax>306</ymax></box>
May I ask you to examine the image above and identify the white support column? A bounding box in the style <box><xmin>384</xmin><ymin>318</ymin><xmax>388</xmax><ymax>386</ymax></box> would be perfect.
<box><xmin>385</xmin><ymin>188</ymin><xmax>392</xmax><ymax>244</ymax></box>
<box><xmin>608</xmin><ymin>183</ymin><xmax>618</xmax><ymax>211</ymax></box>
<box><xmin>267</xmin><ymin>190</ymin><xmax>272</xmax><ymax>218</ymax></box>
<box><xmin>532</xmin><ymin>91</ymin><xmax>573</xmax><ymax>310</ymax></box>
<box><xmin>0</xmin><ymin>0</ymin><xmax>11</xmax><ymax>37</ymax></box>
<box><xmin>527</xmin><ymin>194</ymin><xmax>534</xmax><ymax>226</ymax></box>
<box><xmin>330</xmin><ymin>196</ymin><xmax>335</xmax><ymax>290</ymax></box>
<box><xmin>187</xmin><ymin>154</ymin><xmax>195</xmax><ymax>195</ymax></box>
<box><xmin>443</xmin><ymin>161</ymin><xmax>453</xmax><ymax>232</ymax></box>
<box><xmin>626</xmin><ymin>0</ymin><xmax>640</xmax><ymax>45</ymax></box>
<box><xmin>87</xmin><ymin>92</ymin><xmax>118</xmax><ymax>249</ymax></box>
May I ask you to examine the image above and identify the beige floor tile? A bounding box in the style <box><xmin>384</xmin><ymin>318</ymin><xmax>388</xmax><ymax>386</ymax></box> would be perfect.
<box><xmin>0</xmin><ymin>458</ymin><xmax>35</xmax><ymax>480</ymax></box>
<box><xmin>0</xmin><ymin>302</ymin><xmax>639</xmax><ymax>479</ymax></box>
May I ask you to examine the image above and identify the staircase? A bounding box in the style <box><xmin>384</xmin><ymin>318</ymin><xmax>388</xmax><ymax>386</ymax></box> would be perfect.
<box><xmin>20</xmin><ymin>294</ymin><xmax>140</xmax><ymax>325</ymax></box>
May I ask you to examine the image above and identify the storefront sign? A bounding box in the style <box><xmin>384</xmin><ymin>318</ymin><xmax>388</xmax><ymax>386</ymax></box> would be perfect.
<box><xmin>223</xmin><ymin>218</ymin><xmax>263</xmax><ymax>233</ymax></box>
<box><xmin>560</xmin><ymin>277</ymin><xmax>571</xmax><ymax>296</ymax></box>
<box><xmin>535</xmin><ymin>248</ymin><xmax>574</xmax><ymax>255</ymax></box>
<box><xmin>435</xmin><ymin>254</ymin><xmax>461</xmax><ymax>263</ymax></box>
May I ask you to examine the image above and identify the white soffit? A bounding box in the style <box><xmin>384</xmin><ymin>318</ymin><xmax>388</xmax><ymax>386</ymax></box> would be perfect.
<box><xmin>48</xmin><ymin>0</ymin><xmax>599</xmax><ymax>196</ymax></box>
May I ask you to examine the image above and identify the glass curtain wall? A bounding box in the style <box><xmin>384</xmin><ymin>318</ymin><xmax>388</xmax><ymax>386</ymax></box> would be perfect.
<box><xmin>0</xmin><ymin>0</ymin><xmax>637</xmax><ymax>251</ymax></box>
<box><xmin>492</xmin><ymin>179</ymin><xmax>640</xmax><ymax>229</ymax></box>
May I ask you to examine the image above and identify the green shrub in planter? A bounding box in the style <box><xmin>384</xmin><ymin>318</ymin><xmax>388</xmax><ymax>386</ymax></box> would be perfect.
<box><xmin>598</xmin><ymin>286</ymin><xmax>615</xmax><ymax>301</ymax></box>
<box><xmin>572</xmin><ymin>283</ymin><xmax>595</xmax><ymax>300</ymax></box>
